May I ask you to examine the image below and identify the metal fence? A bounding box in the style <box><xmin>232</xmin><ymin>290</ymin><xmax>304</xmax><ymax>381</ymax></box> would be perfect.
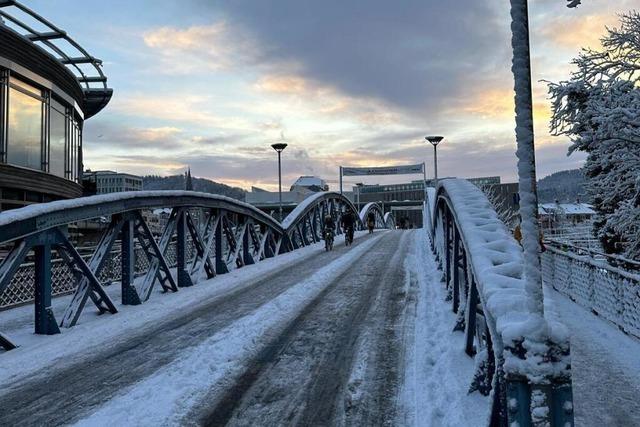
<box><xmin>542</xmin><ymin>244</ymin><xmax>640</xmax><ymax>340</ymax></box>
<box><xmin>0</xmin><ymin>240</ymin><xmax>194</xmax><ymax>309</ymax></box>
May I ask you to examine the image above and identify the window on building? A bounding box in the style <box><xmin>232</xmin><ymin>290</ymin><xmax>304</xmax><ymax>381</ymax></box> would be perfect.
<box><xmin>68</xmin><ymin>118</ymin><xmax>80</xmax><ymax>181</ymax></box>
<box><xmin>7</xmin><ymin>77</ymin><xmax>43</xmax><ymax>170</ymax></box>
<box><xmin>50</xmin><ymin>99</ymin><xmax>66</xmax><ymax>178</ymax></box>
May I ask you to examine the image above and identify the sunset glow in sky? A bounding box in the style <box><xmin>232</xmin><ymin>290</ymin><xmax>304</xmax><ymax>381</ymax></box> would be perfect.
<box><xmin>24</xmin><ymin>0</ymin><xmax>637</xmax><ymax>190</ymax></box>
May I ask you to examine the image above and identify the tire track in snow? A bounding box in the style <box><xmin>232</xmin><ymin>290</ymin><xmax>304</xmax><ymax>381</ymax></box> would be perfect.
<box><xmin>0</xmin><ymin>234</ymin><xmax>378</xmax><ymax>426</ymax></box>
<box><xmin>201</xmin><ymin>231</ymin><xmax>409</xmax><ymax>426</ymax></box>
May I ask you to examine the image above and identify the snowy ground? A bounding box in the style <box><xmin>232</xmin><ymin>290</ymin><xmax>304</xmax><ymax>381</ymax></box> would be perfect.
<box><xmin>544</xmin><ymin>286</ymin><xmax>640</xmax><ymax>426</ymax></box>
<box><xmin>399</xmin><ymin>228</ymin><xmax>490</xmax><ymax>426</ymax></box>
<box><xmin>0</xmin><ymin>229</ymin><xmax>488</xmax><ymax>426</ymax></box>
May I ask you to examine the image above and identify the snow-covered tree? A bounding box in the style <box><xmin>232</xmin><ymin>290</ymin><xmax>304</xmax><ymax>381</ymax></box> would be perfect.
<box><xmin>548</xmin><ymin>11</ymin><xmax>640</xmax><ymax>258</ymax></box>
<box><xmin>480</xmin><ymin>184</ymin><xmax>518</xmax><ymax>228</ymax></box>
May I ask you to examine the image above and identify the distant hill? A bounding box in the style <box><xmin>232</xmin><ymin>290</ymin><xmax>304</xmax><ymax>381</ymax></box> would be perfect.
<box><xmin>142</xmin><ymin>175</ymin><xmax>246</xmax><ymax>201</ymax></box>
<box><xmin>537</xmin><ymin>169</ymin><xmax>587</xmax><ymax>203</ymax></box>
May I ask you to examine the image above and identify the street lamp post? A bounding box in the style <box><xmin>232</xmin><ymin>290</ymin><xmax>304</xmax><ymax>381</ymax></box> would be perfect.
<box><xmin>356</xmin><ymin>183</ymin><xmax>363</xmax><ymax>212</ymax></box>
<box><xmin>426</xmin><ymin>136</ymin><xmax>444</xmax><ymax>186</ymax></box>
<box><xmin>271</xmin><ymin>142</ymin><xmax>288</xmax><ymax>221</ymax></box>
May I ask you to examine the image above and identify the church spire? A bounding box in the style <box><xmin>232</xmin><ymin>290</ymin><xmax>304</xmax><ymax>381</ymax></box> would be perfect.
<box><xmin>185</xmin><ymin>167</ymin><xmax>193</xmax><ymax>191</ymax></box>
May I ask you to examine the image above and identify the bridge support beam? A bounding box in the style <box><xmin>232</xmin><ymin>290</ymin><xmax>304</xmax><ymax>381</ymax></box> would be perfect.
<box><xmin>34</xmin><ymin>243</ymin><xmax>60</xmax><ymax>335</ymax></box>
<box><xmin>243</xmin><ymin>221</ymin><xmax>255</xmax><ymax>265</ymax></box>
<box><xmin>176</xmin><ymin>209</ymin><xmax>194</xmax><ymax>288</ymax></box>
<box><xmin>215</xmin><ymin>214</ymin><xmax>229</xmax><ymax>275</ymax></box>
<box><xmin>465</xmin><ymin>278</ymin><xmax>478</xmax><ymax>357</ymax></box>
<box><xmin>121</xmin><ymin>219</ymin><xmax>141</xmax><ymax>305</ymax></box>
<box><xmin>138</xmin><ymin>209</ymin><xmax>179</xmax><ymax>301</ymax></box>
<box><xmin>452</xmin><ymin>227</ymin><xmax>460</xmax><ymax>314</ymax></box>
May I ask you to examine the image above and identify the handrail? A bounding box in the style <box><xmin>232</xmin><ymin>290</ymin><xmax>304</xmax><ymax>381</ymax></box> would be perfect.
<box><xmin>359</xmin><ymin>202</ymin><xmax>393</xmax><ymax>229</ymax></box>
<box><xmin>0</xmin><ymin>190</ymin><xmax>390</xmax><ymax>350</ymax></box>
<box><xmin>281</xmin><ymin>191</ymin><xmax>358</xmax><ymax>231</ymax></box>
<box><xmin>542</xmin><ymin>244</ymin><xmax>640</xmax><ymax>339</ymax></box>
<box><xmin>427</xmin><ymin>179</ymin><xmax>573</xmax><ymax>426</ymax></box>
<box><xmin>545</xmin><ymin>238</ymin><xmax>640</xmax><ymax>272</ymax></box>
<box><xmin>0</xmin><ymin>191</ymin><xmax>282</xmax><ymax>245</ymax></box>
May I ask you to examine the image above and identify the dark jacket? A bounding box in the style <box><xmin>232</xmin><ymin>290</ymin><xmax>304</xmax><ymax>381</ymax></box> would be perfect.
<box><xmin>341</xmin><ymin>212</ymin><xmax>355</xmax><ymax>228</ymax></box>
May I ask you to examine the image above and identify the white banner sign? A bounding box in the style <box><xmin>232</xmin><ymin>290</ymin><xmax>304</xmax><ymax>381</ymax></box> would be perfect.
<box><xmin>342</xmin><ymin>163</ymin><xmax>424</xmax><ymax>176</ymax></box>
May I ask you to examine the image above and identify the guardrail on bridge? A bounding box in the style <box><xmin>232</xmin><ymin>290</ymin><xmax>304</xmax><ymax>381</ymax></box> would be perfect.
<box><xmin>542</xmin><ymin>240</ymin><xmax>640</xmax><ymax>340</ymax></box>
<box><xmin>0</xmin><ymin>191</ymin><xmax>394</xmax><ymax>350</ymax></box>
<box><xmin>425</xmin><ymin>179</ymin><xmax>574</xmax><ymax>427</ymax></box>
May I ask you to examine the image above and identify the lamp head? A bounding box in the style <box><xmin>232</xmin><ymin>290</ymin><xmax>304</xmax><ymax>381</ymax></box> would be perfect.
<box><xmin>425</xmin><ymin>136</ymin><xmax>444</xmax><ymax>146</ymax></box>
<box><xmin>271</xmin><ymin>142</ymin><xmax>288</xmax><ymax>152</ymax></box>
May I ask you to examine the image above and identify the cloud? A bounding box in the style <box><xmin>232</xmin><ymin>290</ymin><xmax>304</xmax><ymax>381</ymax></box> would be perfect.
<box><xmin>537</xmin><ymin>13</ymin><xmax>617</xmax><ymax>50</ymax></box>
<box><xmin>81</xmin><ymin>0</ymin><xmax>616</xmax><ymax>188</ymax></box>
<box><xmin>109</xmin><ymin>92</ymin><xmax>253</xmax><ymax>130</ymax></box>
<box><xmin>196</xmin><ymin>0</ymin><xmax>511</xmax><ymax>112</ymax></box>
<box><xmin>142</xmin><ymin>23</ymin><xmax>261</xmax><ymax>74</ymax></box>
<box><xmin>254</xmin><ymin>75</ymin><xmax>308</xmax><ymax>94</ymax></box>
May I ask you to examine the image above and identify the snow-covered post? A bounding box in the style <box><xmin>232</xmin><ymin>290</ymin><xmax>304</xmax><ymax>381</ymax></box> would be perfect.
<box><xmin>508</xmin><ymin>1</ymin><xmax>574</xmax><ymax>426</ymax></box>
<box><xmin>510</xmin><ymin>0</ymin><xmax>544</xmax><ymax>319</ymax></box>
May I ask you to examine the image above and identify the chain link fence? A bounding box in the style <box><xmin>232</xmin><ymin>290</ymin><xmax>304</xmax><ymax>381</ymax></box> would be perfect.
<box><xmin>0</xmin><ymin>241</ymin><xmax>194</xmax><ymax>309</ymax></box>
<box><xmin>542</xmin><ymin>244</ymin><xmax>640</xmax><ymax>340</ymax></box>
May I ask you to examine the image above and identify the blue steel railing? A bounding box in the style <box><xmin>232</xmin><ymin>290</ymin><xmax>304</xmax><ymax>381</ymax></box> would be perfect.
<box><xmin>425</xmin><ymin>180</ymin><xmax>574</xmax><ymax>427</ymax></box>
<box><xmin>0</xmin><ymin>191</ymin><xmax>393</xmax><ymax>351</ymax></box>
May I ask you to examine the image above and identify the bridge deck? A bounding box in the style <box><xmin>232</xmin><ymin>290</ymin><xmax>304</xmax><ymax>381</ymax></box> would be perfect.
<box><xmin>0</xmin><ymin>230</ymin><xmax>487</xmax><ymax>425</ymax></box>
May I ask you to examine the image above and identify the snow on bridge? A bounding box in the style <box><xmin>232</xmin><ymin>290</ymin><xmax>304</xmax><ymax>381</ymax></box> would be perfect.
<box><xmin>0</xmin><ymin>227</ymin><xmax>490</xmax><ymax>426</ymax></box>
<box><xmin>0</xmin><ymin>183</ymin><xmax>638</xmax><ymax>425</ymax></box>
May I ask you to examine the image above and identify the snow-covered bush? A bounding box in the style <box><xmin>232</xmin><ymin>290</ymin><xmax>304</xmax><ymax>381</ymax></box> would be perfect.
<box><xmin>548</xmin><ymin>11</ymin><xmax>640</xmax><ymax>258</ymax></box>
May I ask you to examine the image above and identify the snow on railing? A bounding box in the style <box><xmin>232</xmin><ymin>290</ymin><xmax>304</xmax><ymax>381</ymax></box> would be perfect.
<box><xmin>542</xmin><ymin>244</ymin><xmax>640</xmax><ymax>339</ymax></box>
<box><xmin>1</xmin><ymin>191</ymin><xmax>353</xmax><ymax>350</ymax></box>
<box><xmin>358</xmin><ymin>202</ymin><xmax>390</xmax><ymax>229</ymax></box>
<box><xmin>383</xmin><ymin>212</ymin><xmax>395</xmax><ymax>229</ymax></box>
<box><xmin>428</xmin><ymin>179</ymin><xmax>573</xmax><ymax>426</ymax></box>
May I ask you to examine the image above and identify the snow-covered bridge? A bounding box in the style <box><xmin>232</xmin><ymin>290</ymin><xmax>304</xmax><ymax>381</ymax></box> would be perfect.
<box><xmin>0</xmin><ymin>181</ymin><xmax>637</xmax><ymax>426</ymax></box>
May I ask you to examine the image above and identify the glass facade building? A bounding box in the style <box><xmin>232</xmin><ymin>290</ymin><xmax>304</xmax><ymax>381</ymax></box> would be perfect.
<box><xmin>1</xmin><ymin>73</ymin><xmax>83</xmax><ymax>182</ymax></box>
<box><xmin>0</xmin><ymin>1</ymin><xmax>112</xmax><ymax>211</ymax></box>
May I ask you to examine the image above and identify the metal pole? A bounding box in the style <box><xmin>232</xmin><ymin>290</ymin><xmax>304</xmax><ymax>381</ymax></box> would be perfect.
<box><xmin>339</xmin><ymin>166</ymin><xmax>343</xmax><ymax>195</ymax></box>
<box><xmin>433</xmin><ymin>144</ymin><xmax>438</xmax><ymax>185</ymax></box>
<box><xmin>278</xmin><ymin>151</ymin><xmax>283</xmax><ymax>221</ymax></box>
<box><xmin>423</xmin><ymin>162</ymin><xmax>427</xmax><ymax>186</ymax></box>
<box><xmin>510</xmin><ymin>0</ymin><xmax>544</xmax><ymax>317</ymax></box>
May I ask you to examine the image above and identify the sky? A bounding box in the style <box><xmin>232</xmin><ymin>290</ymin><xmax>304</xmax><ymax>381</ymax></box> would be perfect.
<box><xmin>19</xmin><ymin>0</ymin><xmax>637</xmax><ymax>190</ymax></box>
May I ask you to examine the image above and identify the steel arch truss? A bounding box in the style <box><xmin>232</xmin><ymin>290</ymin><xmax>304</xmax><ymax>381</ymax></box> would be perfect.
<box><xmin>359</xmin><ymin>202</ymin><xmax>394</xmax><ymax>229</ymax></box>
<box><xmin>0</xmin><ymin>191</ymin><xmax>394</xmax><ymax>350</ymax></box>
<box><xmin>282</xmin><ymin>192</ymin><xmax>360</xmax><ymax>250</ymax></box>
<box><xmin>429</xmin><ymin>180</ymin><xmax>573</xmax><ymax>427</ymax></box>
<box><xmin>0</xmin><ymin>192</ymin><xmax>284</xmax><ymax>349</ymax></box>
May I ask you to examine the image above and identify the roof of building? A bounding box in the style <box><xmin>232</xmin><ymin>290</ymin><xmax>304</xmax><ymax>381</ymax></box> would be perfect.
<box><xmin>291</xmin><ymin>176</ymin><xmax>326</xmax><ymax>187</ymax></box>
<box><xmin>88</xmin><ymin>170</ymin><xmax>142</xmax><ymax>179</ymax></box>
<box><xmin>0</xmin><ymin>0</ymin><xmax>112</xmax><ymax>118</ymax></box>
<box><xmin>539</xmin><ymin>203</ymin><xmax>596</xmax><ymax>216</ymax></box>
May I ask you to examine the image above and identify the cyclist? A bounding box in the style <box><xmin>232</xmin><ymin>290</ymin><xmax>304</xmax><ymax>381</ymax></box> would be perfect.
<box><xmin>340</xmin><ymin>209</ymin><xmax>356</xmax><ymax>246</ymax></box>
<box><xmin>367</xmin><ymin>211</ymin><xmax>375</xmax><ymax>234</ymax></box>
<box><xmin>323</xmin><ymin>213</ymin><xmax>335</xmax><ymax>251</ymax></box>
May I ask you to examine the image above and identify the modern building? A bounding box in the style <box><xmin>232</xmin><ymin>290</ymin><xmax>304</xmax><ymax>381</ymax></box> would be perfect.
<box><xmin>84</xmin><ymin>170</ymin><xmax>143</xmax><ymax>194</ymax></box>
<box><xmin>0</xmin><ymin>1</ymin><xmax>112</xmax><ymax>211</ymax></box>
<box><xmin>290</xmin><ymin>176</ymin><xmax>329</xmax><ymax>192</ymax></box>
